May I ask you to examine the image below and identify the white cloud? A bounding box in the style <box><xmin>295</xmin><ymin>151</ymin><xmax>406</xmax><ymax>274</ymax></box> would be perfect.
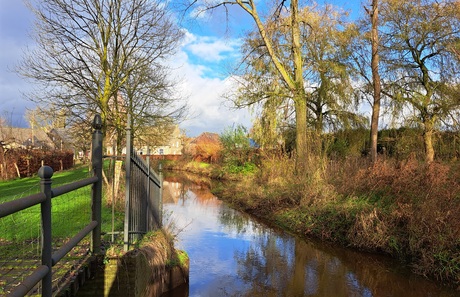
<box><xmin>0</xmin><ymin>3</ymin><xmax>252</xmax><ymax>136</ymax></box>
<box><xmin>167</xmin><ymin>32</ymin><xmax>252</xmax><ymax>137</ymax></box>
<box><xmin>182</xmin><ymin>32</ymin><xmax>242</xmax><ymax>63</ymax></box>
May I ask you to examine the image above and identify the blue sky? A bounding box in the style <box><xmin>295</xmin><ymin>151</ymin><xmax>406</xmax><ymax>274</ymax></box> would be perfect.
<box><xmin>0</xmin><ymin>1</ymin><xmax>35</xmax><ymax>127</ymax></box>
<box><xmin>0</xmin><ymin>0</ymin><xmax>363</xmax><ymax>137</ymax></box>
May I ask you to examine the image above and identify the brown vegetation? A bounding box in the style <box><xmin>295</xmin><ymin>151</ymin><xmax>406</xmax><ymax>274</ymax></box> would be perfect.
<box><xmin>184</xmin><ymin>132</ymin><xmax>222</xmax><ymax>163</ymax></box>
<box><xmin>0</xmin><ymin>148</ymin><xmax>74</xmax><ymax>179</ymax></box>
<box><xmin>333</xmin><ymin>158</ymin><xmax>460</xmax><ymax>284</ymax></box>
<box><xmin>212</xmin><ymin>157</ymin><xmax>460</xmax><ymax>288</ymax></box>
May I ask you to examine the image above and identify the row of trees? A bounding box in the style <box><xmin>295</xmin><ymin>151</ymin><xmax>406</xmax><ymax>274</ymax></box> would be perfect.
<box><xmin>16</xmin><ymin>0</ymin><xmax>460</xmax><ymax>170</ymax></box>
<box><xmin>18</xmin><ymin>0</ymin><xmax>186</xmax><ymax>153</ymax></box>
<box><xmin>184</xmin><ymin>0</ymin><xmax>460</xmax><ymax>170</ymax></box>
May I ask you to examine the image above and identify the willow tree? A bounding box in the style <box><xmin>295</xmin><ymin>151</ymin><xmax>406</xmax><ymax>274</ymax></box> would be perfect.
<box><xmin>18</xmin><ymin>0</ymin><xmax>183</xmax><ymax>142</ymax></box>
<box><xmin>230</xmin><ymin>4</ymin><xmax>361</xmax><ymax>155</ymax></box>
<box><xmin>380</xmin><ymin>0</ymin><xmax>460</xmax><ymax>162</ymax></box>
<box><xmin>184</xmin><ymin>0</ymin><xmax>309</xmax><ymax>172</ymax></box>
<box><xmin>299</xmin><ymin>5</ymin><xmax>361</xmax><ymax>133</ymax></box>
<box><xmin>229</xmin><ymin>28</ymin><xmax>292</xmax><ymax>153</ymax></box>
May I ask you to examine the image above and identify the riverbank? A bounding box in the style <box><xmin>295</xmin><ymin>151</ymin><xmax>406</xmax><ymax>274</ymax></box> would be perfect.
<box><xmin>75</xmin><ymin>229</ymin><xmax>189</xmax><ymax>297</ymax></box>
<box><xmin>163</xmin><ymin>157</ymin><xmax>460</xmax><ymax>290</ymax></box>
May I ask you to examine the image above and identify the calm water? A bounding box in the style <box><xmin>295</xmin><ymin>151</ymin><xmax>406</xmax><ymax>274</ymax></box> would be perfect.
<box><xmin>162</xmin><ymin>174</ymin><xmax>458</xmax><ymax>297</ymax></box>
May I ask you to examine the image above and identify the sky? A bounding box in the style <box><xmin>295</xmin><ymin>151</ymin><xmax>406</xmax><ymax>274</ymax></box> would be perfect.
<box><xmin>0</xmin><ymin>0</ymin><xmax>363</xmax><ymax>137</ymax></box>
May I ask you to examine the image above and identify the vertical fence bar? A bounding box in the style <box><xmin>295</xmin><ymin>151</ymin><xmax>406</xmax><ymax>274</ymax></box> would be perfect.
<box><xmin>133</xmin><ymin>164</ymin><xmax>136</xmax><ymax>241</ymax></box>
<box><xmin>159</xmin><ymin>163</ymin><xmax>163</xmax><ymax>226</ymax></box>
<box><xmin>111</xmin><ymin>140</ymin><xmax>116</xmax><ymax>243</ymax></box>
<box><xmin>147</xmin><ymin>147</ymin><xmax>151</xmax><ymax>231</ymax></box>
<box><xmin>142</xmin><ymin>155</ymin><xmax>147</xmax><ymax>233</ymax></box>
<box><xmin>124</xmin><ymin>114</ymin><xmax>132</xmax><ymax>252</ymax></box>
<box><xmin>39</xmin><ymin>166</ymin><xmax>53</xmax><ymax>297</ymax></box>
<box><xmin>131</xmin><ymin>163</ymin><xmax>137</xmax><ymax>242</ymax></box>
<box><xmin>91</xmin><ymin>114</ymin><xmax>103</xmax><ymax>254</ymax></box>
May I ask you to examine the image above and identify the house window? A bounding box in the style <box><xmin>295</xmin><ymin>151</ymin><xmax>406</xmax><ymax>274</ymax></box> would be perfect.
<box><xmin>159</xmin><ymin>148</ymin><xmax>164</xmax><ymax>155</ymax></box>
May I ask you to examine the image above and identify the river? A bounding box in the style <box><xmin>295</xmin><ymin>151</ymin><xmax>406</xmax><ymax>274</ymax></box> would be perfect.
<box><xmin>161</xmin><ymin>173</ymin><xmax>458</xmax><ymax>297</ymax></box>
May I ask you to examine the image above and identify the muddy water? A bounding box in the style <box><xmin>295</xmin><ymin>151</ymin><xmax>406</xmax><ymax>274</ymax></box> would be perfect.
<box><xmin>162</xmin><ymin>174</ymin><xmax>458</xmax><ymax>297</ymax></box>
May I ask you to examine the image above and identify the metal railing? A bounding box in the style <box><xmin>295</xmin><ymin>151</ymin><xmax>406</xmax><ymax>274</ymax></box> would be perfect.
<box><xmin>0</xmin><ymin>115</ymin><xmax>103</xmax><ymax>297</ymax></box>
<box><xmin>123</xmin><ymin>116</ymin><xmax>162</xmax><ymax>251</ymax></box>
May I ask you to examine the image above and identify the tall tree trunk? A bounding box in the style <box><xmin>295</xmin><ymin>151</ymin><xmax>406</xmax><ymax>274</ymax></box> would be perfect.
<box><xmin>424</xmin><ymin>120</ymin><xmax>435</xmax><ymax>163</ymax></box>
<box><xmin>295</xmin><ymin>95</ymin><xmax>308</xmax><ymax>172</ymax></box>
<box><xmin>369</xmin><ymin>0</ymin><xmax>381</xmax><ymax>163</ymax></box>
<box><xmin>242</xmin><ymin>0</ymin><xmax>309</xmax><ymax>173</ymax></box>
<box><xmin>291</xmin><ymin>0</ymin><xmax>309</xmax><ymax>173</ymax></box>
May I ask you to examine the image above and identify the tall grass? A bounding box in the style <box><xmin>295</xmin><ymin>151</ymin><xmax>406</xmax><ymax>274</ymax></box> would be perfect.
<box><xmin>330</xmin><ymin>158</ymin><xmax>460</xmax><ymax>285</ymax></box>
<box><xmin>213</xmin><ymin>156</ymin><xmax>460</xmax><ymax>287</ymax></box>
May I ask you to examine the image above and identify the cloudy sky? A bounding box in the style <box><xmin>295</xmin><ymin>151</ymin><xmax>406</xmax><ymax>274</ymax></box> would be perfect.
<box><xmin>0</xmin><ymin>0</ymin><xmax>361</xmax><ymax>137</ymax></box>
<box><xmin>0</xmin><ymin>1</ymin><xmax>35</xmax><ymax>128</ymax></box>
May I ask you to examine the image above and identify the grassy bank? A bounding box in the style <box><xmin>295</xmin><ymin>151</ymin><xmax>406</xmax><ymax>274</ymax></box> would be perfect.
<box><xmin>207</xmin><ymin>156</ymin><xmax>460</xmax><ymax>289</ymax></box>
<box><xmin>0</xmin><ymin>164</ymin><xmax>122</xmax><ymax>242</ymax></box>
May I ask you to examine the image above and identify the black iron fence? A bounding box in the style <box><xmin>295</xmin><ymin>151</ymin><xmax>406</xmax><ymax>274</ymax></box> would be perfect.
<box><xmin>0</xmin><ymin>114</ymin><xmax>164</xmax><ymax>295</ymax></box>
<box><xmin>123</xmin><ymin>117</ymin><xmax>162</xmax><ymax>251</ymax></box>
<box><xmin>0</xmin><ymin>115</ymin><xmax>103</xmax><ymax>297</ymax></box>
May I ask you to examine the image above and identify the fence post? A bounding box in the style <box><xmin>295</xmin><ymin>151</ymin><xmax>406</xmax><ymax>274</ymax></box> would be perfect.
<box><xmin>159</xmin><ymin>162</ymin><xmax>163</xmax><ymax>226</ymax></box>
<box><xmin>146</xmin><ymin>146</ymin><xmax>151</xmax><ymax>230</ymax></box>
<box><xmin>124</xmin><ymin>114</ymin><xmax>132</xmax><ymax>252</ymax></box>
<box><xmin>38</xmin><ymin>165</ymin><xmax>53</xmax><ymax>297</ymax></box>
<box><xmin>91</xmin><ymin>114</ymin><xmax>103</xmax><ymax>254</ymax></box>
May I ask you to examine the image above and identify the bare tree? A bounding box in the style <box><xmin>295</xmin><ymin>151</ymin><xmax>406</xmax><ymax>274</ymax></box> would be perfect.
<box><xmin>380</xmin><ymin>0</ymin><xmax>460</xmax><ymax>162</ymax></box>
<box><xmin>25</xmin><ymin>105</ymin><xmax>67</xmax><ymax>134</ymax></box>
<box><xmin>18</xmin><ymin>0</ymin><xmax>184</xmax><ymax>143</ymax></box>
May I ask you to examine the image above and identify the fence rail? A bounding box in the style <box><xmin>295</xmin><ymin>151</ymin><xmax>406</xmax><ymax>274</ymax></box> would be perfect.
<box><xmin>0</xmin><ymin>192</ymin><xmax>46</xmax><ymax>218</ymax></box>
<box><xmin>0</xmin><ymin>113</ymin><xmax>163</xmax><ymax>295</ymax></box>
<box><xmin>0</xmin><ymin>115</ymin><xmax>103</xmax><ymax>297</ymax></box>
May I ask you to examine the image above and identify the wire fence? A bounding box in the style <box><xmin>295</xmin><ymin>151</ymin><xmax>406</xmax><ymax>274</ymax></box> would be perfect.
<box><xmin>0</xmin><ymin>180</ymin><xmax>41</xmax><ymax>295</ymax></box>
<box><xmin>0</xmin><ymin>114</ymin><xmax>103</xmax><ymax>296</ymax></box>
<box><xmin>0</xmin><ymin>167</ymin><xmax>94</xmax><ymax>295</ymax></box>
<box><xmin>102</xmin><ymin>157</ymin><xmax>127</xmax><ymax>247</ymax></box>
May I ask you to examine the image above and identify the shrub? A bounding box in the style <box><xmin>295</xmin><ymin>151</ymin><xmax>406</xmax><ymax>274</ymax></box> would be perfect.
<box><xmin>0</xmin><ymin>148</ymin><xmax>74</xmax><ymax>179</ymax></box>
<box><xmin>330</xmin><ymin>157</ymin><xmax>460</xmax><ymax>285</ymax></box>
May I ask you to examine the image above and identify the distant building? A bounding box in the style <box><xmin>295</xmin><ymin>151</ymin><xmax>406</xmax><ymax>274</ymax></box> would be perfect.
<box><xmin>0</xmin><ymin>127</ymin><xmax>54</xmax><ymax>150</ymax></box>
<box><xmin>148</xmin><ymin>126</ymin><xmax>184</xmax><ymax>156</ymax></box>
<box><xmin>107</xmin><ymin>125</ymin><xmax>185</xmax><ymax>157</ymax></box>
<box><xmin>48</xmin><ymin>128</ymin><xmax>75</xmax><ymax>151</ymax></box>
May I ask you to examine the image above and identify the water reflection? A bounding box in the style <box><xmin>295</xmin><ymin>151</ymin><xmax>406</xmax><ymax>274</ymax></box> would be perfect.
<box><xmin>162</xmin><ymin>173</ymin><xmax>457</xmax><ymax>297</ymax></box>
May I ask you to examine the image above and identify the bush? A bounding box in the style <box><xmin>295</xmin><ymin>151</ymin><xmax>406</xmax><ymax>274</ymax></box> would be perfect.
<box><xmin>330</xmin><ymin>157</ymin><xmax>460</xmax><ymax>285</ymax></box>
<box><xmin>224</xmin><ymin>162</ymin><xmax>256</xmax><ymax>175</ymax></box>
<box><xmin>215</xmin><ymin>154</ymin><xmax>460</xmax><ymax>287</ymax></box>
<box><xmin>0</xmin><ymin>148</ymin><xmax>74</xmax><ymax>179</ymax></box>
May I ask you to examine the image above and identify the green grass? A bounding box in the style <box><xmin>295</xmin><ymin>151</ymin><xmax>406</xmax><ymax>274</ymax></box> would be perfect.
<box><xmin>0</xmin><ymin>165</ymin><xmax>92</xmax><ymax>203</ymax></box>
<box><xmin>0</xmin><ymin>163</ymin><xmax>122</xmax><ymax>243</ymax></box>
<box><xmin>224</xmin><ymin>162</ymin><xmax>256</xmax><ymax>175</ymax></box>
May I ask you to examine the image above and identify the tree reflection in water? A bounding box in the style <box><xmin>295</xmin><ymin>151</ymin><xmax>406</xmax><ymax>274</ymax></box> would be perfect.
<box><xmin>162</xmin><ymin>173</ymin><xmax>457</xmax><ymax>297</ymax></box>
